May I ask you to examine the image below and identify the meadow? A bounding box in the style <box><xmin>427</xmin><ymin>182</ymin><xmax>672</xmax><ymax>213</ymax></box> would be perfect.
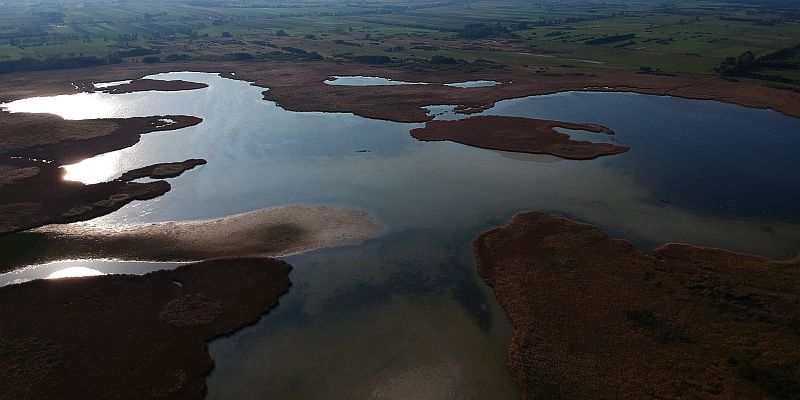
<box><xmin>0</xmin><ymin>0</ymin><xmax>798</xmax><ymax>86</ymax></box>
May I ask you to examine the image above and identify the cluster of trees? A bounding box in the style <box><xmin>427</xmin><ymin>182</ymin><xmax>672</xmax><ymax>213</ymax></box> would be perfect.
<box><xmin>755</xmin><ymin>44</ymin><xmax>800</xmax><ymax>69</ymax></box>
<box><xmin>224</xmin><ymin>48</ymin><xmax>322</xmax><ymax>62</ymax></box>
<box><xmin>718</xmin><ymin>46</ymin><xmax>800</xmax><ymax>85</ymax></box>
<box><xmin>719</xmin><ymin>51</ymin><xmax>756</xmax><ymax>72</ymax></box>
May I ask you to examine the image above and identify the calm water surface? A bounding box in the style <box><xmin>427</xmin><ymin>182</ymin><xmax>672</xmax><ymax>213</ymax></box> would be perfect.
<box><xmin>325</xmin><ymin>75</ymin><xmax>501</xmax><ymax>88</ymax></box>
<box><xmin>3</xmin><ymin>72</ymin><xmax>800</xmax><ymax>398</ymax></box>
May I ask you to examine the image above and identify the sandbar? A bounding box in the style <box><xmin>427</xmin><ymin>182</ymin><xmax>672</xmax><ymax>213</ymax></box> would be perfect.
<box><xmin>2</xmin><ymin>204</ymin><xmax>380</xmax><ymax>271</ymax></box>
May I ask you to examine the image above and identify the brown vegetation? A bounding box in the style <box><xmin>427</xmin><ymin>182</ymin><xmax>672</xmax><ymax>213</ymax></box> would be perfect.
<box><xmin>474</xmin><ymin>212</ymin><xmax>800</xmax><ymax>399</ymax></box>
<box><xmin>0</xmin><ymin>112</ymin><xmax>202</xmax><ymax>234</ymax></box>
<box><xmin>0</xmin><ymin>112</ymin><xmax>202</xmax><ymax>164</ymax></box>
<box><xmin>1</xmin><ymin>60</ymin><xmax>798</xmax><ymax>124</ymax></box>
<box><xmin>0</xmin><ymin>257</ymin><xmax>291</xmax><ymax>400</ymax></box>
<box><xmin>410</xmin><ymin>115</ymin><xmax>628</xmax><ymax>159</ymax></box>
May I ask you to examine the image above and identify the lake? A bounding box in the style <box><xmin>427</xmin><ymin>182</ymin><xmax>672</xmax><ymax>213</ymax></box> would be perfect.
<box><xmin>2</xmin><ymin>71</ymin><xmax>799</xmax><ymax>398</ymax></box>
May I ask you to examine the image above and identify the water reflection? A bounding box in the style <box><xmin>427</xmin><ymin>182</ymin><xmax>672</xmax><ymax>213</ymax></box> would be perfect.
<box><xmin>2</xmin><ymin>71</ymin><xmax>800</xmax><ymax>398</ymax></box>
<box><xmin>325</xmin><ymin>76</ymin><xmax>501</xmax><ymax>88</ymax></box>
<box><xmin>46</xmin><ymin>267</ymin><xmax>104</xmax><ymax>279</ymax></box>
<box><xmin>1</xmin><ymin>92</ymin><xmax>119</xmax><ymax>120</ymax></box>
<box><xmin>0</xmin><ymin>259</ymin><xmax>182</xmax><ymax>287</ymax></box>
<box><xmin>93</xmin><ymin>80</ymin><xmax>132</xmax><ymax>89</ymax></box>
<box><xmin>325</xmin><ymin>76</ymin><xmax>426</xmax><ymax>86</ymax></box>
<box><xmin>62</xmin><ymin>150</ymin><xmax>122</xmax><ymax>184</ymax></box>
<box><xmin>444</xmin><ymin>80</ymin><xmax>500</xmax><ymax>88</ymax></box>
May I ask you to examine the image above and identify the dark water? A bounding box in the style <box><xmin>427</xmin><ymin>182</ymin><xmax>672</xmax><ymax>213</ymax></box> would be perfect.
<box><xmin>2</xmin><ymin>72</ymin><xmax>799</xmax><ymax>398</ymax></box>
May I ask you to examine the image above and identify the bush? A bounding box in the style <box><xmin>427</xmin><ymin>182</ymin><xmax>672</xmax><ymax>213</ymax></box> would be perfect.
<box><xmin>142</xmin><ymin>56</ymin><xmax>160</xmax><ymax>64</ymax></box>
<box><xmin>230</xmin><ymin>52</ymin><xmax>253</xmax><ymax>60</ymax></box>
<box><xmin>164</xmin><ymin>54</ymin><xmax>191</xmax><ymax>61</ymax></box>
<box><xmin>353</xmin><ymin>55</ymin><xmax>392</xmax><ymax>64</ymax></box>
<box><xmin>430</xmin><ymin>55</ymin><xmax>458</xmax><ymax>64</ymax></box>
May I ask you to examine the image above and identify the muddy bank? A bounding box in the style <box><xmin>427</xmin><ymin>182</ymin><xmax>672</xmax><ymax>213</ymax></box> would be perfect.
<box><xmin>0</xmin><ymin>257</ymin><xmax>291</xmax><ymax>400</ymax></box>
<box><xmin>475</xmin><ymin>212</ymin><xmax>800</xmax><ymax>399</ymax></box>
<box><xmin>410</xmin><ymin>116</ymin><xmax>628</xmax><ymax>159</ymax></box>
<box><xmin>0</xmin><ymin>60</ymin><xmax>798</xmax><ymax>124</ymax></box>
<box><xmin>1</xmin><ymin>205</ymin><xmax>379</xmax><ymax>271</ymax></box>
<box><xmin>97</xmin><ymin>78</ymin><xmax>208</xmax><ymax>94</ymax></box>
<box><xmin>117</xmin><ymin>159</ymin><xmax>207</xmax><ymax>181</ymax></box>
<box><xmin>0</xmin><ymin>112</ymin><xmax>202</xmax><ymax>234</ymax></box>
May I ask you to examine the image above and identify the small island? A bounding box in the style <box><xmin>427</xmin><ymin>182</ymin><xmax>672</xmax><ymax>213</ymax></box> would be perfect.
<box><xmin>410</xmin><ymin>115</ymin><xmax>629</xmax><ymax>160</ymax></box>
<box><xmin>97</xmin><ymin>79</ymin><xmax>209</xmax><ymax>94</ymax></box>
<box><xmin>117</xmin><ymin>159</ymin><xmax>208</xmax><ymax>181</ymax></box>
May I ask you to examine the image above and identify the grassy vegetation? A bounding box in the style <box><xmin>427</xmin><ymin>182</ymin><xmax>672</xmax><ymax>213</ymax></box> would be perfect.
<box><xmin>0</xmin><ymin>0</ymin><xmax>798</xmax><ymax>87</ymax></box>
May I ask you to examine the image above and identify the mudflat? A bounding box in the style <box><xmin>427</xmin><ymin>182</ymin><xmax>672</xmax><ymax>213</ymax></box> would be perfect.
<box><xmin>474</xmin><ymin>212</ymin><xmax>800</xmax><ymax>399</ymax></box>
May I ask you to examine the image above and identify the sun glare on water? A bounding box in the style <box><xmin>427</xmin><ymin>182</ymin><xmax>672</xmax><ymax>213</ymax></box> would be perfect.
<box><xmin>62</xmin><ymin>150</ymin><xmax>122</xmax><ymax>184</ymax></box>
<box><xmin>1</xmin><ymin>92</ymin><xmax>118</xmax><ymax>120</ymax></box>
<box><xmin>46</xmin><ymin>267</ymin><xmax>105</xmax><ymax>279</ymax></box>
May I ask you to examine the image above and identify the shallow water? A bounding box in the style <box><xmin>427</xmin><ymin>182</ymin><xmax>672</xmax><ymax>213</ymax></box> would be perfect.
<box><xmin>3</xmin><ymin>72</ymin><xmax>800</xmax><ymax>398</ymax></box>
<box><xmin>0</xmin><ymin>259</ymin><xmax>181</xmax><ymax>286</ymax></box>
<box><xmin>324</xmin><ymin>75</ymin><xmax>427</xmax><ymax>86</ymax></box>
<box><xmin>444</xmin><ymin>80</ymin><xmax>500</xmax><ymax>88</ymax></box>
<box><xmin>324</xmin><ymin>75</ymin><xmax>501</xmax><ymax>88</ymax></box>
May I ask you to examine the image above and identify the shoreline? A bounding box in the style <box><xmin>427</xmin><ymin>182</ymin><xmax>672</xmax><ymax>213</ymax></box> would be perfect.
<box><xmin>0</xmin><ymin>61</ymin><xmax>798</xmax><ymax>122</ymax></box>
<box><xmin>0</xmin><ymin>113</ymin><xmax>203</xmax><ymax>235</ymax></box>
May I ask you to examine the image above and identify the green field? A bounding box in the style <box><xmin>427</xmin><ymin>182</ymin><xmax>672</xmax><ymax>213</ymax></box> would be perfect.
<box><xmin>1</xmin><ymin>0</ymin><xmax>798</xmax><ymax>85</ymax></box>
